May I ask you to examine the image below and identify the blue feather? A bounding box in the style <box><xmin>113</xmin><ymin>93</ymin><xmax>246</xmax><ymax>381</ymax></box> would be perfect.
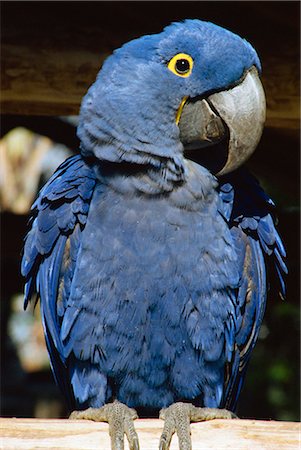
<box><xmin>22</xmin><ymin>155</ymin><xmax>96</xmax><ymax>408</ymax></box>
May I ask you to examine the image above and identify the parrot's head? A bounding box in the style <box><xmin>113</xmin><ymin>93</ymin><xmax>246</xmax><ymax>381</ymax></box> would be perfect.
<box><xmin>78</xmin><ymin>19</ymin><xmax>265</xmax><ymax>180</ymax></box>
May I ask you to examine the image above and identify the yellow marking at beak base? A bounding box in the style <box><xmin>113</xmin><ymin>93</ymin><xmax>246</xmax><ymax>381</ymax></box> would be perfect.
<box><xmin>176</xmin><ymin>96</ymin><xmax>188</xmax><ymax>125</ymax></box>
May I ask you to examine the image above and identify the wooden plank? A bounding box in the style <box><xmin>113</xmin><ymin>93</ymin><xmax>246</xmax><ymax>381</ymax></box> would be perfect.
<box><xmin>1</xmin><ymin>3</ymin><xmax>299</xmax><ymax>128</ymax></box>
<box><xmin>1</xmin><ymin>44</ymin><xmax>105</xmax><ymax>116</ymax></box>
<box><xmin>0</xmin><ymin>418</ymin><xmax>300</xmax><ymax>450</ymax></box>
<box><xmin>1</xmin><ymin>46</ymin><xmax>299</xmax><ymax>129</ymax></box>
<box><xmin>261</xmin><ymin>55</ymin><xmax>300</xmax><ymax>130</ymax></box>
<box><xmin>1</xmin><ymin>44</ymin><xmax>299</xmax><ymax>129</ymax></box>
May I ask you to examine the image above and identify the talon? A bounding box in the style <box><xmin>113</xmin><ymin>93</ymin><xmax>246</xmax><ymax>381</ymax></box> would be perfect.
<box><xmin>159</xmin><ymin>403</ymin><xmax>237</xmax><ymax>449</ymax></box>
<box><xmin>159</xmin><ymin>403</ymin><xmax>185</xmax><ymax>450</ymax></box>
<box><xmin>159</xmin><ymin>432</ymin><xmax>171</xmax><ymax>450</ymax></box>
<box><xmin>69</xmin><ymin>401</ymin><xmax>140</xmax><ymax>450</ymax></box>
<box><xmin>132</xmin><ymin>436</ymin><xmax>140</xmax><ymax>450</ymax></box>
<box><xmin>69</xmin><ymin>407</ymin><xmax>99</xmax><ymax>421</ymax></box>
<box><xmin>190</xmin><ymin>406</ymin><xmax>238</xmax><ymax>422</ymax></box>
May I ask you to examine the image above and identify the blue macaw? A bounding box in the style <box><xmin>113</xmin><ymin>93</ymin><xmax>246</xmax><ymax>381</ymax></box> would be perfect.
<box><xmin>22</xmin><ymin>20</ymin><xmax>286</xmax><ymax>449</ymax></box>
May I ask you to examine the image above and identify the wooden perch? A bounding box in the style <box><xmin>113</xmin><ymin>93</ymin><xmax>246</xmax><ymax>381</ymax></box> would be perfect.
<box><xmin>1</xmin><ymin>418</ymin><xmax>300</xmax><ymax>449</ymax></box>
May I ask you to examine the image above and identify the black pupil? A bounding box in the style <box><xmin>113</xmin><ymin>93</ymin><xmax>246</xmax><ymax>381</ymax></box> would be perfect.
<box><xmin>175</xmin><ymin>59</ymin><xmax>190</xmax><ymax>74</ymax></box>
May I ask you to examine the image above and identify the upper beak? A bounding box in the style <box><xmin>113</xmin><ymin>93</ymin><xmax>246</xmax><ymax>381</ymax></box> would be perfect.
<box><xmin>178</xmin><ymin>66</ymin><xmax>266</xmax><ymax>176</ymax></box>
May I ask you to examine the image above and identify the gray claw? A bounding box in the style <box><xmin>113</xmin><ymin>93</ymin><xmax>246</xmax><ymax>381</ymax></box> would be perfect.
<box><xmin>159</xmin><ymin>403</ymin><xmax>191</xmax><ymax>450</ymax></box>
<box><xmin>159</xmin><ymin>403</ymin><xmax>237</xmax><ymax>449</ymax></box>
<box><xmin>69</xmin><ymin>400</ymin><xmax>140</xmax><ymax>450</ymax></box>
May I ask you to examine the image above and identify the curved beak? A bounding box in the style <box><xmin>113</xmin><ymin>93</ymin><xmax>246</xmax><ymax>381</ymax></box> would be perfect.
<box><xmin>178</xmin><ymin>66</ymin><xmax>266</xmax><ymax>176</ymax></box>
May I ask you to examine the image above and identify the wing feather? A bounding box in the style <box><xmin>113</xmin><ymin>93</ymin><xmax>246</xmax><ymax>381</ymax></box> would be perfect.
<box><xmin>22</xmin><ymin>154</ymin><xmax>97</xmax><ymax>406</ymax></box>
<box><xmin>218</xmin><ymin>168</ymin><xmax>287</xmax><ymax>410</ymax></box>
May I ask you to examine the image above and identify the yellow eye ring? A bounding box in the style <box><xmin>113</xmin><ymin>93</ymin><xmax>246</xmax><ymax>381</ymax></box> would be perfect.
<box><xmin>168</xmin><ymin>53</ymin><xmax>194</xmax><ymax>78</ymax></box>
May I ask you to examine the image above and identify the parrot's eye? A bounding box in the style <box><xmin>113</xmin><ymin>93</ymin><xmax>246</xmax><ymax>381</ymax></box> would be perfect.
<box><xmin>176</xmin><ymin>59</ymin><xmax>190</xmax><ymax>73</ymax></box>
<box><xmin>168</xmin><ymin>53</ymin><xmax>194</xmax><ymax>78</ymax></box>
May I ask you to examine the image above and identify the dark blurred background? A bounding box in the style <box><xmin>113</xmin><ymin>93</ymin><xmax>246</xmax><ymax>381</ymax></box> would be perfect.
<box><xmin>1</xmin><ymin>1</ymin><xmax>300</xmax><ymax>421</ymax></box>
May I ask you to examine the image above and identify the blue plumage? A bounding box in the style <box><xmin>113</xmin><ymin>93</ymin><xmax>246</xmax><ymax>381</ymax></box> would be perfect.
<box><xmin>22</xmin><ymin>19</ymin><xmax>286</xmax><ymax>417</ymax></box>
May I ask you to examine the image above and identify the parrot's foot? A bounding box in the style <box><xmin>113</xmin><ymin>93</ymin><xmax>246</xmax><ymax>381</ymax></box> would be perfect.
<box><xmin>159</xmin><ymin>403</ymin><xmax>237</xmax><ymax>450</ymax></box>
<box><xmin>69</xmin><ymin>400</ymin><xmax>140</xmax><ymax>450</ymax></box>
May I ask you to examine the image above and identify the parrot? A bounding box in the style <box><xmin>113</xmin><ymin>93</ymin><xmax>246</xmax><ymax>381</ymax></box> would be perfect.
<box><xmin>22</xmin><ymin>19</ymin><xmax>287</xmax><ymax>450</ymax></box>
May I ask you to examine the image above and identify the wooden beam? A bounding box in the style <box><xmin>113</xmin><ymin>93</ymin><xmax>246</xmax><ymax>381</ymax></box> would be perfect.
<box><xmin>1</xmin><ymin>45</ymin><xmax>299</xmax><ymax>130</ymax></box>
<box><xmin>261</xmin><ymin>57</ymin><xmax>300</xmax><ymax>130</ymax></box>
<box><xmin>1</xmin><ymin>43</ymin><xmax>106</xmax><ymax>116</ymax></box>
<box><xmin>1</xmin><ymin>418</ymin><xmax>300</xmax><ymax>449</ymax></box>
<box><xmin>1</xmin><ymin>44</ymin><xmax>299</xmax><ymax>129</ymax></box>
<box><xmin>1</xmin><ymin>3</ymin><xmax>299</xmax><ymax>128</ymax></box>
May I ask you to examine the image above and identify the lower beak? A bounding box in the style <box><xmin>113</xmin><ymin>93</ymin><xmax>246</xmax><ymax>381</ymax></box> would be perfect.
<box><xmin>178</xmin><ymin>66</ymin><xmax>266</xmax><ymax>176</ymax></box>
